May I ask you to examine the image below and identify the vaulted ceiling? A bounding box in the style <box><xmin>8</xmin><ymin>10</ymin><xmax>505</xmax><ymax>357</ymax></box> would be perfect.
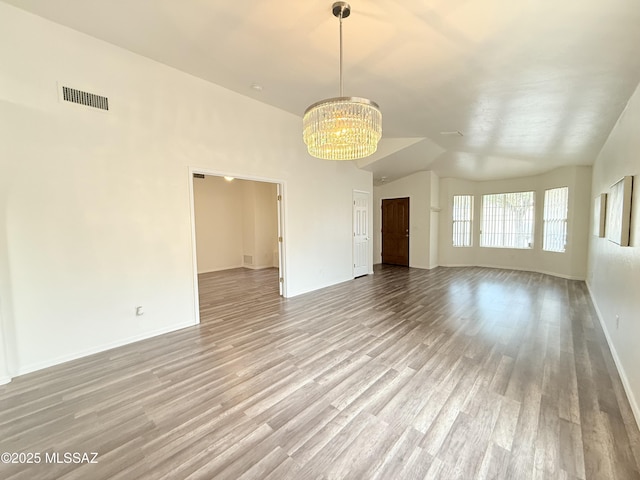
<box><xmin>5</xmin><ymin>0</ymin><xmax>640</xmax><ymax>182</ymax></box>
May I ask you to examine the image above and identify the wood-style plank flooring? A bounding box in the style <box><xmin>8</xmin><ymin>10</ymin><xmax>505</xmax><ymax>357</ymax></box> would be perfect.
<box><xmin>1</xmin><ymin>265</ymin><xmax>640</xmax><ymax>479</ymax></box>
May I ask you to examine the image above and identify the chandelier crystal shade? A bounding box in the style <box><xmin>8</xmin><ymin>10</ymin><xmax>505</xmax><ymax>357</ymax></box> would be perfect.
<box><xmin>303</xmin><ymin>2</ymin><xmax>382</xmax><ymax>161</ymax></box>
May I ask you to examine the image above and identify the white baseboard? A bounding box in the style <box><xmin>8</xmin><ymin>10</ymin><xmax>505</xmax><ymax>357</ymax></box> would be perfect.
<box><xmin>407</xmin><ymin>263</ymin><xmax>441</xmax><ymax>270</ymax></box>
<box><xmin>243</xmin><ymin>264</ymin><xmax>278</xmax><ymax>270</ymax></box>
<box><xmin>585</xmin><ymin>281</ymin><xmax>640</xmax><ymax>431</ymax></box>
<box><xmin>373</xmin><ymin>263</ymin><xmax>437</xmax><ymax>270</ymax></box>
<box><xmin>15</xmin><ymin>321</ymin><xmax>196</xmax><ymax>378</ymax></box>
<box><xmin>0</xmin><ymin>375</ymin><xmax>11</xmax><ymax>385</ymax></box>
<box><xmin>375</xmin><ymin>261</ymin><xmax>584</xmax><ymax>281</ymax></box>
<box><xmin>438</xmin><ymin>263</ymin><xmax>585</xmax><ymax>281</ymax></box>
<box><xmin>199</xmin><ymin>265</ymin><xmax>277</xmax><ymax>273</ymax></box>
<box><xmin>408</xmin><ymin>264</ymin><xmax>429</xmax><ymax>270</ymax></box>
<box><xmin>198</xmin><ymin>264</ymin><xmax>243</xmax><ymax>274</ymax></box>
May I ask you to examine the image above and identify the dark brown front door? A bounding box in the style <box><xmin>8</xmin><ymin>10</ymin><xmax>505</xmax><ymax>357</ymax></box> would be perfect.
<box><xmin>382</xmin><ymin>197</ymin><xmax>409</xmax><ymax>266</ymax></box>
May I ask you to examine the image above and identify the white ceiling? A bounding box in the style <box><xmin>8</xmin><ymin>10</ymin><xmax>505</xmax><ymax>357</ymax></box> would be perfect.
<box><xmin>5</xmin><ymin>0</ymin><xmax>640</xmax><ymax>182</ymax></box>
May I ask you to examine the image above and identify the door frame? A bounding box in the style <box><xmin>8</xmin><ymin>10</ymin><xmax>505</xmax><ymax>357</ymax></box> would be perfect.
<box><xmin>352</xmin><ymin>190</ymin><xmax>372</xmax><ymax>278</ymax></box>
<box><xmin>188</xmin><ymin>167</ymin><xmax>288</xmax><ymax>325</ymax></box>
<box><xmin>380</xmin><ymin>196</ymin><xmax>410</xmax><ymax>267</ymax></box>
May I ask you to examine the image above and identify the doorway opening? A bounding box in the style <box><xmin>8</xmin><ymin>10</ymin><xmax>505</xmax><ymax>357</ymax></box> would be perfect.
<box><xmin>381</xmin><ymin>197</ymin><xmax>410</xmax><ymax>266</ymax></box>
<box><xmin>189</xmin><ymin>170</ymin><xmax>286</xmax><ymax>324</ymax></box>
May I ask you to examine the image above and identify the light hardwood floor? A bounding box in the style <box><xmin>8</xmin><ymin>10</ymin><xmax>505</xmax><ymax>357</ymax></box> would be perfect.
<box><xmin>1</xmin><ymin>265</ymin><xmax>639</xmax><ymax>479</ymax></box>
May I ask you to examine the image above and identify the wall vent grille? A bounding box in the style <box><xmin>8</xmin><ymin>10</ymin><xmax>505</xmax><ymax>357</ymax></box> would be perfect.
<box><xmin>243</xmin><ymin>255</ymin><xmax>253</xmax><ymax>265</ymax></box>
<box><xmin>62</xmin><ymin>86</ymin><xmax>109</xmax><ymax>111</ymax></box>
<box><xmin>193</xmin><ymin>173</ymin><xmax>205</xmax><ymax>179</ymax></box>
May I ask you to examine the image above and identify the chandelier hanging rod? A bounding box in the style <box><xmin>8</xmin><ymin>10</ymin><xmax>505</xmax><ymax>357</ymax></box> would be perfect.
<box><xmin>335</xmin><ymin>2</ymin><xmax>346</xmax><ymax>96</ymax></box>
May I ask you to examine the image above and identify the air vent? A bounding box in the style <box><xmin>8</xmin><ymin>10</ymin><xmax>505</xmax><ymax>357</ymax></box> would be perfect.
<box><xmin>61</xmin><ymin>86</ymin><xmax>109</xmax><ymax>111</ymax></box>
<box><xmin>193</xmin><ymin>173</ymin><xmax>205</xmax><ymax>179</ymax></box>
<box><xmin>243</xmin><ymin>255</ymin><xmax>253</xmax><ymax>265</ymax></box>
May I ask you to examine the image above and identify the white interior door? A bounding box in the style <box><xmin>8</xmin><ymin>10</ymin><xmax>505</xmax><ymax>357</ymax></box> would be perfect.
<box><xmin>353</xmin><ymin>191</ymin><xmax>370</xmax><ymax>277</ymax></box>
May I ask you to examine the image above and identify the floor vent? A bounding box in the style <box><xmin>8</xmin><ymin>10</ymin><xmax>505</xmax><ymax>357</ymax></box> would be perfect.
<box><xmin>61</xmin><ymin>86</ymin><xmax>109</xmax><ymax>111</ymax></box>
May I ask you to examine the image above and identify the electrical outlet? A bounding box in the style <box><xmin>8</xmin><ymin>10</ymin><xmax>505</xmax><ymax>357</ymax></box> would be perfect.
<box><xmin>616</xmin><ymin>315</ymin><xmax>620</xmax><ymax>329</ymax></box>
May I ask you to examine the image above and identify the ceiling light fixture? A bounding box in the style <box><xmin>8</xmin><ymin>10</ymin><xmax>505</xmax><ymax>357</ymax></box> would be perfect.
<box><xmin>303</xmin><ymin>2</ymin><xmax>382</xmax><ymax>161</ymax></box>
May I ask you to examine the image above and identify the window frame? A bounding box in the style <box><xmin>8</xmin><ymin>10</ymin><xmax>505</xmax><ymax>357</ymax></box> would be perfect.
<box><xmin>452</xmin><ymin>194</ymin><xmax>473</xmax><ymax>247</ymax></box>
<box><xmin>480</xmin><ymin>190</ymin><xmax>536</xmax><ymax>250</ymax></box>
<box><xmin>542</xmin><ymin>186</ymin><xmax>569</xmax><ymax>253</ymax></box>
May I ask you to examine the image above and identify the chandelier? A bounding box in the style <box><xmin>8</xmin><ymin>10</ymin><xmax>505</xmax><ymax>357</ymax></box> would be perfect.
<box><xmin>303</xmin><ymin>2</ymin><xmax>382</xmax><ymax>161</ymax></box>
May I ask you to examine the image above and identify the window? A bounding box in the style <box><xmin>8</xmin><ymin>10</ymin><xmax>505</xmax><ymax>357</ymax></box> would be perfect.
<box><xmin>481</xmin><ymin>191</ymin><xmax>535</xmax><ymax>249</ymax></box>
<box><xmin>452</xmin><ymin>195</ymin><xmax>473</xmax><ymax>247</ymax></box>
<box><xmin>543</xmin><ymin>187</ymin><xmax>568</xmax><ymax>252</ymax></box>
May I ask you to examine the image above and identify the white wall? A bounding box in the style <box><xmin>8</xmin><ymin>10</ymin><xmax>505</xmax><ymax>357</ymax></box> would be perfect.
<box><xmin>0</xmin><ymin>4</ymin><xmax>372</xmax><ymax>378</ymax></box>
<box><xmin>194</xmin><ymin>176</ymin><xmax>244</xmax><ymax>272</ymax></box>
<box><xmin>430</xmin><ymin>173</ymin><xmax>440</xmax><ymax>268</ymax></box>
<box><xmin>0</xmin><ymin>203</ymin><xmax>13</xmax><ymax>384</ymax></box>
<box><xmin>438</xmin><ymin>166</ymin><xmax>592</xmax><ymax>280</ymax></box>
<box><xmin>247</xmin><ymin>182</ymin><xmax>278</xmax><ymax>269</ymax></box>
<box><xmin>241</xmin><ymin>181</ymin><xmax>278</xmax><ymax>269</ymax></box>
<box><xmin>587</xmin><ymin>82</ymin><xmax>640</xmax><ymax>426</ymax></box>
<box><xmin>373</xmin><ymin>171</ymin><xmax>440</xmax><ymax>269</ymax></box>
<box><xmin>242</xmin><ymin>182</ymin><xmax>257</xmax><ymax>269</ymax></box>
<box><xmin>0</xmin><ymin>312</ymin><xmax>9</xmax><ymax>384</ymax></box>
